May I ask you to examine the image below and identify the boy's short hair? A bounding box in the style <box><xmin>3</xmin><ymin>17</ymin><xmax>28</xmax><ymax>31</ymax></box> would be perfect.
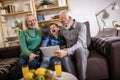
<box><xmin>49</xmin><ymin>23</ymin><xmax>59</xmax><ymax>28</ymax></box>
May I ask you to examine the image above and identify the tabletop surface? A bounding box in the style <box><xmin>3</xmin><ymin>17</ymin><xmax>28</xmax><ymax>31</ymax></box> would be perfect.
<box><xmin>55</xmin><ymin>71</ymin><xmax>78</xmax><ymax>80</ymax></box>
<box><xmin>20</xmin><ymin>71</ymin><xmax>78</xmax><ymax>80</ymax></box>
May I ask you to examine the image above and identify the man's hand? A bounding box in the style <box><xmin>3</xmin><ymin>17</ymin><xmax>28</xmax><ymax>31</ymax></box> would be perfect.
<box><xmin>54</xmin><ymin>50</ymin><xmax>68</xmax><ymax>58</ymax></box>
<box><xmin>29</xmin><ymin>53</ymin><xmax>39</xmax><ymax>62</ymax></box>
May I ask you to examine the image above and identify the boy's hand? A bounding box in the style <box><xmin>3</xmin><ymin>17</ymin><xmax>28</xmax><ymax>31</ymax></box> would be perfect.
<box><xmin>54</xmin><ymin>50</ymin><xmax>67</xmax><ymax>58</ymax></box>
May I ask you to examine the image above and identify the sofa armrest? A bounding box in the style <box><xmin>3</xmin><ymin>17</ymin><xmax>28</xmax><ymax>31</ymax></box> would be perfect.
<box><xmin>91</xmin><ymin>36</ymin><xmax>120</xmax><ymax>57</ymax></box>
<box><xmin>109</xmin><ymin>41</ymin><xmax>120</xmax><ymax>80</ymax></box>
<box><xmin>0</xmin><ymin>46</ymin><xmax>21</xmax><ymax>59</ymax></box>
<box><xmin>91</xmin><ymin>36</ymin><xmax>120</xmax><ymax>79</ymax></box>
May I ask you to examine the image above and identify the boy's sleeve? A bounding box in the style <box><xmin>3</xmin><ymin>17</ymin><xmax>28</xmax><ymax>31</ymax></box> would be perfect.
<box><xmin>41</xmin><ymin>36</ymin><xmax>50</xmax><ymax>47</ymax></box>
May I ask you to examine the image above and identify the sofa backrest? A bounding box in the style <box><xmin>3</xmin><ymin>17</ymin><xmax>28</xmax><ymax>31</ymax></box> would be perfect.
<box><xmin>0</xmin><ymin>46</ymin><xmax>21</xmax><ymax>59</ymax></box>
<box><xmin>84</xmin><ymin>21</ymin><xmax>92</xmax><ymax>50</ymax></box>
<box><xmin>41</xmin><ymin>27</ymin><xmax>50</xmax><ymax>37</ymax></box>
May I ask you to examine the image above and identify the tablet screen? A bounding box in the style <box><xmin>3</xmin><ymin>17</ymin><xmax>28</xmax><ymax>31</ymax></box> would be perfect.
<box><xmin>40</xmin><ymin>46</ymin><xmax>60</xmax><ymax>57</ymax></box>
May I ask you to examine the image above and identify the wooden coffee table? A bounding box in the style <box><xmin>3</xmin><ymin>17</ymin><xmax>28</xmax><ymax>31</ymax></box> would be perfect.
<box><xmin>20</xmin><ymin>71</ymin><xmax>78</xmax><ymax>80</ymax></box>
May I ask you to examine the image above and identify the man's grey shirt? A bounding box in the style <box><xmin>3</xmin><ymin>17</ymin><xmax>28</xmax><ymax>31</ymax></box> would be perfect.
<box><xmin>60</xmin><ymin>21</ymin><xmax>87</xmax><ymax>55</ymax></box>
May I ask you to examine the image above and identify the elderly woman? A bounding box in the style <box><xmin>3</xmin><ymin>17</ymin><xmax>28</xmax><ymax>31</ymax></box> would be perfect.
<box><xmin>9</xmin><ymin>13</ymin><xmax>44</xmax><ymax>80</ymax></box>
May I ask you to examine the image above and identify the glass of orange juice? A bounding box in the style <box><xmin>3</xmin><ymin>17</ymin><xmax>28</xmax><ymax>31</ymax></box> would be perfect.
<box><xmin>54</xmin><ymin>61</ymin><xmax>62</xmax><ymax>77</ymax></box>
<box><xmin>22</xmin><ymin>65</ymin><xmax>29</xmax><ymax>79</ymax></box>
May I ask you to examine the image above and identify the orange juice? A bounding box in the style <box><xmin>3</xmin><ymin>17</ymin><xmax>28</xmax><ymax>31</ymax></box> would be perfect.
<box><xmin>22</xmin><ymin>65</ymin><xmax>29</xmax><ymax>79</ymax></box>
<box><xmin>55</xmin><ymin>62</ymin><xmax>62</xmax><ymax>77</ymax></box>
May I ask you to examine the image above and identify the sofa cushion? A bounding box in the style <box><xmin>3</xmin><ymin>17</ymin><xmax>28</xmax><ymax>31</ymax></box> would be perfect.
<box><xmin>87</xmin><ymin>58</ymin><xmax>109</xmax><ymax>80</ymax></box>
<box><xmin>0</xmin><ymin>64</ymin><xmax>11</xmax><ymax>80</ymax></box>
<box><xmin>87</xmin><ymin>50</ymin><xmax>109</xmax><ymax>80</ymax></box>
<box><xmin>0</xmin><ymin>58</ymin><xmax>19</xmax><ymax>66</ymax></box>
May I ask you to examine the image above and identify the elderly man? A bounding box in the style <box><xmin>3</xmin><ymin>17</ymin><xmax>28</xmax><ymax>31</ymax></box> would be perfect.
<box><xmin>54</xmin><ymin>10</ymin><xmax>89</xmax><ymax>80</ymax></box>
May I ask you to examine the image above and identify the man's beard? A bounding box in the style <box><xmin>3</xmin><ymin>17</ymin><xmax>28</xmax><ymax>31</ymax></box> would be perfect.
<box><xmin>64</xmin><ymin>20</ymin><xmax>71</xmax><ymax>29</ymax></box>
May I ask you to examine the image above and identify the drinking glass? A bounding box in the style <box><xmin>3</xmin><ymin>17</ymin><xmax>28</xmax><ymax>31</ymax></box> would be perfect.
<box><xmin>22</xmin><ymin>65</ymin><xmax>29</xmax><ymax>79</ymax></box>
<box><xmin>54</xmin><ymin>61</ymin><xmax>62</xmax><ymax>77</ymax></box>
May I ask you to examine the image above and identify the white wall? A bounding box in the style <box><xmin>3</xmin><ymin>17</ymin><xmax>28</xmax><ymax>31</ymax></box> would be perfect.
<box><xmin>69</xmin><ymin>0</ymin><xmax>120</xmax><ymax>36</ymax></box>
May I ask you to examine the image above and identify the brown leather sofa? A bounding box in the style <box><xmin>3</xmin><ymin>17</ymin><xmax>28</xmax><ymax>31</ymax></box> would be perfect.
<box><xmin>74</xmin><ymin>22</ymin><xmax>120</xmax><ymax>80</ymax></box>
<box><xmin>0</xmin><ymin>22</ymin><xmax>120</xmax><ymax>80</ymax></box>
<box><xmin>0</xmin><ymin>46</ymin><xmax>21</xmax><ymax>80</ymax></box>
<box><xmin>41</xmin><ymin>22</ymin><xmax>120</xmax><ymax>80</ymax></box>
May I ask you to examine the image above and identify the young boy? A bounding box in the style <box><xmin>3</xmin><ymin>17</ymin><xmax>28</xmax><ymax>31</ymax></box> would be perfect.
<box><xmin>40</xmin><ymin>23</ymin><xmax>66</xmax><ymax>68</ymax></box>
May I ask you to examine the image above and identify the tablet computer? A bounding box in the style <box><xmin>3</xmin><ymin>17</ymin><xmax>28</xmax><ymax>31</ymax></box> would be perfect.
<box><xmin>40</xmin><ymin>46</ymin><xmax>60</xmax><ymax>57</ymax></box>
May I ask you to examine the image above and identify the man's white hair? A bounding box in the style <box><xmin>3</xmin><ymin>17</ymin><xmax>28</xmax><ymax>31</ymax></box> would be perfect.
<box><xmin>59</xmin><ymin>10</ymin><xmax>69</xmax><ymax>19</ymax></box>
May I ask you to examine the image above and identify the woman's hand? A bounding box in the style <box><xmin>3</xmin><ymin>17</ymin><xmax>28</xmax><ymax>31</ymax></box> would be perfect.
<box><xmin>54</xmin><ymin>50</ymin><xmax>67</xmax><ymax>58</ymax></box>
<box><xmin>29</xmin><ymin>53</ymin><xmax>39</xmax><ymax>62</ymax></box>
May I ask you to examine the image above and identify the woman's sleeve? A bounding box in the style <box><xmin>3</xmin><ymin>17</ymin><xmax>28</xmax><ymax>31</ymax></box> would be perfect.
<box><xmin>18</xmin><ymin>31</ymin><xmax>32</xmax><ymax>56</ymax></box>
